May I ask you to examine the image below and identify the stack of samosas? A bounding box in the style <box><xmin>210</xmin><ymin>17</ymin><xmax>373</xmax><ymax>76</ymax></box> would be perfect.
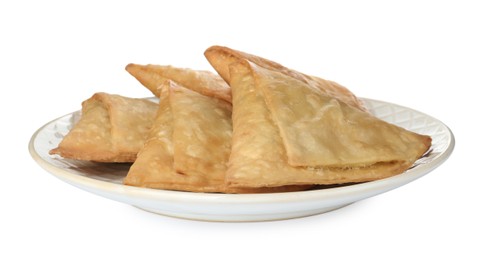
<box><xmin>51</xmin><ymin>46</ymin><xmax>431</xmax><ymax>193</ymax></box>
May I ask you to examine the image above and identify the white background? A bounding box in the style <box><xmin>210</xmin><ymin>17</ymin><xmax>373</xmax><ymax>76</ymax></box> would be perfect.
<box><xmin>1</xmin><ymin>0</ymin><xmax>477</xmax><ymax>259</ymax></box>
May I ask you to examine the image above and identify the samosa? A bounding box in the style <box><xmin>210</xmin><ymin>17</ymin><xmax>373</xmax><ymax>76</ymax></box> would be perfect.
<box><xmin>50</xmin><ymin>93</ymin><xmax>157</xmax><ymax>162</ymax></box>
<box><xmin>224</xmin><ymin>60</ymin><xmax>431</xmax><ymax>188</ymax></box>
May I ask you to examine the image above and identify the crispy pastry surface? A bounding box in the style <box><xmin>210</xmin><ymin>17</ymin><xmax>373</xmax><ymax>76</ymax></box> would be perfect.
<box><xmin>169</xmin><ymin>83</ymin><xmax>232</xmax><ymax>187</ymax></box>
<box><xmin>226</xmin><ymin>61</ymin><xmax>431</xmax><ymax>188</ymax></box>
<box><xmin>252</xmin><ymin>63</ymin><xmax>431</xmax><ymax>168</ymax></box>
<box><xmin>123</xmin><ymin>83</ymin><xmax>208</xmax><ymax>191</ymax></box>
<box><xmin>49</xmin><ymin>93</ymin><xmax>157</xmax><ymax>162</ymax></box>
<box><xmin>125</xmin><ymin>64</ymin><xmax>231</xmax><ymax>103</ymax></box>
<box><xmin>204</xmin><ymin>45</ymin><xmax>367</xmax><ymax>112</ymax></box>
<box><xmin>124</xmin><ymin>81</ymin><xmax>311</xmax><ymax>193</ymax></box>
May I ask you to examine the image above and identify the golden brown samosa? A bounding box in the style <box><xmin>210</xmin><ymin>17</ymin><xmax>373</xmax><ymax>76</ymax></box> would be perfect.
<box><xmin>50</xmin><ymin>93</ymin><xmax>157</xmax><ymax>162</ymax></box>
<box><xmin>124</xmin><ymin>80</ymin><xmax>238</xmax><ymax>192</ymax></box>
<box><xmin>225</xmin><ymin>60</ymin><xmax>431</xmax><ymax>188</ymax></box>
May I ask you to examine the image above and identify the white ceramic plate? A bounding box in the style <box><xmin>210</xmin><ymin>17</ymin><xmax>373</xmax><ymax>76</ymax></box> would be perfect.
<box><xmin>29</xmin><ymin>98</ymin><xmax>454</xmax><ymax>222</ymax></box>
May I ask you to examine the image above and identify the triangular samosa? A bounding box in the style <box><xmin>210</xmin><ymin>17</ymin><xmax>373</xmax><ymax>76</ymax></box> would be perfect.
<box><xmin>124</xmin><ymin>81</ymin><xmax>228</xmax><ymax>192</ymax></box>
<box><xmin>50</xmin><ymin>93</ymin><xmax>157</xmax><ymax>162</ymax></box>
<box><xmin>125</xmin><ymin>63</ymin><xmax>231</xmax><ymax>103</ymax></box>
<box><xmin>225</xmin><ymin>60</ymin><xmax>431</xmax><ymax>188</ymax></box>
